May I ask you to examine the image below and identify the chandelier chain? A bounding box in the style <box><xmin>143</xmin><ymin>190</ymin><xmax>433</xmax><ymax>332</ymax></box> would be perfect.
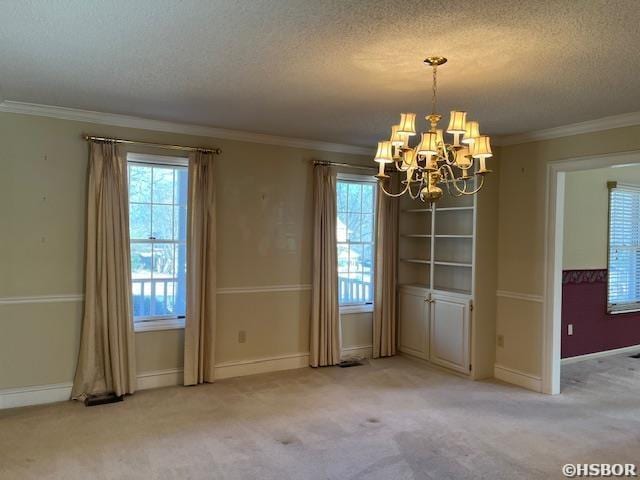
<box><xmin>432</xmin><ymin>66</ymin><xmax>437</xmax><ymax>115</ymax></box>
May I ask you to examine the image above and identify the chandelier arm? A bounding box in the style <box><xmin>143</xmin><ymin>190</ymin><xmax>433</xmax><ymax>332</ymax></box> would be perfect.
<box><xmin>440</xmin><ymin>164</ymin><xmax>465</xmax><ymax>193</ymax></box>
<box><xmin>378</xmin><ymin>181</ymin><xmax>410</xmax><ymax>198</ymax></box>
<box><xmin>456</xmin><ymin>175</ymin><xmax>485</xmax><ymax>195</ymax></box>
<box><xmin>407</xmin><ymin>177</ymin><xmax>423</xmax><ymax>200</ymax></box>
<box><xmin>438</xmin><ymin>164</ymin><xmax>471</xmax><ymax>197</ymax></box>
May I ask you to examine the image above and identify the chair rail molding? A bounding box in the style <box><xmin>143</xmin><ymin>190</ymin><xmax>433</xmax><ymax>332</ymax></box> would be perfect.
<box><xmin>0</xmin><ymin>294</ymin><xmax>84</xmax><ymax>306</ymax></box>
<box><xmin>0</xmin><ymin>284</ymin><xmax>313</xmax><ymax>306</ymax></box>
<box><xmin>216</xmin><ymin>284</ymin><xmax>312</xmax><ymax>294</ymax></box>
<box><xmin>495</xmin><ymin>290</ymin><xmax>544</xmax><ymax>303</ymax></box>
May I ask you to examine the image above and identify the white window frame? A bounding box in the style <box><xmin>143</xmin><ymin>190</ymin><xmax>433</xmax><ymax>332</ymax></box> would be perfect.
<box><xmin>336</xmin><ymin>172</ymin><xmax>377</xmax><ymax>314</ymax></box>
<box><xmin>127</xmin><ymin>153</ymin><xmax>189</xmax><ymax>332</ymax></box>
<box><xmin>607</xmin><ymin>181</ymin><xmax>640</xmax><ymax>314</ymax></box>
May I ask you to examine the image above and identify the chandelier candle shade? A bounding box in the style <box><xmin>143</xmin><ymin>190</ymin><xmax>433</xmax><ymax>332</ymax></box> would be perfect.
<box><xmin>374</xmin><ymin>56</ymin><xmax>492</xmax><ymax>203</ymax></box>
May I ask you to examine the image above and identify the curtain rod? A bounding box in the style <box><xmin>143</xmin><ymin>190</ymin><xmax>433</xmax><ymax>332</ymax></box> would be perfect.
<box><xmin>313</xmin><ymin>160</ymin><xmax>377</xmax><ymax>172</ymax></box>
<box><xmin>83</xmin><ymin>135</ymin><xmax>221</xmax><ymax>155</ymax></box>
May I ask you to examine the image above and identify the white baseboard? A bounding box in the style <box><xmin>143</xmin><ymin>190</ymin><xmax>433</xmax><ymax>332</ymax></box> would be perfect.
<box><xmin>0</xmin><ymin>353</ymin><xmax>310</xmax><ymax>409</ymax></box>
<box><xmin>562</xmin><ymin>344</ymin><xmax>640</xmax><ymax>365</ymax></box>
<box><xmin>0</xmin><ymin>382</ymin><xmax>74</xmax><ymax>410</ymax></box>
<box><xmin>341</xmin><ymin>344</ymin><xmax>373</xmax><ymax>360</ymax></box>
<box><xmin>137</xmin><ymin>368</ymin><xmax>184</xmax><ymax>390</ymax></box>
<box><xmin>494</xmin><ymin>364</ymin><xmax>542</xmax><ymax>392</ymax></box>
<box><xmin>214</xmin><ymin>352</ymin><xmax>309</xmax><ymax>380</ymax></box>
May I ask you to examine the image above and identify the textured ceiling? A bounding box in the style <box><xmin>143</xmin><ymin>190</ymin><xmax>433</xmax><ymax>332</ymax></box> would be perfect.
<box><xmin>1</xmin><ymin>0</ymin><xmax>640</xmax><ymax>146</ymax></box>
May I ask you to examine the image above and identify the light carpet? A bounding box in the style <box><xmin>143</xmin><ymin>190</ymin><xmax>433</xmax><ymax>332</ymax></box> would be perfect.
<box><xmin>1</xmin><ymin>354</ymin><xmax>639</xmax><ymax>479</ymax></box>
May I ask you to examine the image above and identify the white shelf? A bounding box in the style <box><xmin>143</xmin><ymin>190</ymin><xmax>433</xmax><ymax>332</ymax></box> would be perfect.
<box><xmin>402</xmin><ymin>208</ymin><xmax>432</xmax><ymax>213</ymax></box>
<box><xmin>434</xmin><ymin>234</ymin><xmax>472</xmax><ymax>239</ymax></box>
<box><xmin>401</xmin><ymin>234</ymin><xmax>431</xmax><ymax>238</ymax></box>
<box><xmin>400</xmin><ymin>258</ymin><xmax>431</xmax><ymax>264</ymax></box>
<box><xmin>433</xmin><ymin>261</ymin><xmax>473</xmax><ymax>268</ymax></box>
<box><xmin>435</xmin><ymin>206</ymin><xmax>474</xmax><ymax>212</ymax></box>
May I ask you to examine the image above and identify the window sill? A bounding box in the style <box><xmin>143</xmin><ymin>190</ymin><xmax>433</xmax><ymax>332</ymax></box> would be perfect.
<box><xmin>134</xmin><ymin>317</ymin><xmax>185</xmax><ymax>333</ymax></box>
<box><xmin>340</xmin><ymin>304</ymin><xmax>374</xmax><ymax>314</ymax></box>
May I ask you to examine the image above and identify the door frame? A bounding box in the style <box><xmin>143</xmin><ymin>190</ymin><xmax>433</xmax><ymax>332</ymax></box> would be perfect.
<box><xmin>542</xmin><ymin>149</ymin><xmax>640</xmax><ymax>394</ymax></box>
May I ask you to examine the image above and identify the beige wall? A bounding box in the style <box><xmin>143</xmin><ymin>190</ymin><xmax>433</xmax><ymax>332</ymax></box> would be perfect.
<box><xmin>496</xmin><ymin>125</ymin><xmax>640</xmax><ymax>377</ymax></box>
<box><xmin>0</xmin><ymin>111</ymin><xmax>370</xmax><ymax>390</ymax></box>
<box><xmin>563</xmin><ymin>165</ymin><xmax>640</xmax><ymax>270</ymax></box>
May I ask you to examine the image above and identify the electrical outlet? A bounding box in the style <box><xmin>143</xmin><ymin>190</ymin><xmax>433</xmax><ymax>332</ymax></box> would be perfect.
<box><xmin>568</xmin><ymin>324</ymin><xmax>573</xmax><ymax>336</ymax></box>
<box><xmin>497</xmin><ymin>334</ymin><xmax>504</xmax><ymax>348</ymax></box>
<box><xmin>238</xmin><ymin>330</ymin><xmax>246</xmax><ymax>343</ymax></box>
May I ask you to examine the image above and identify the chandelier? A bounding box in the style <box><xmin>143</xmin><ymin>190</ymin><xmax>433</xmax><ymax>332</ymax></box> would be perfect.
<box><xmin>374</xmin><ymin>56</ymin><xmax>493</xmax><ymax>203</ymax></box>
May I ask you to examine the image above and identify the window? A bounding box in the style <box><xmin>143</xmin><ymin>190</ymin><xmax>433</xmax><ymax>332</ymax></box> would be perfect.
<box><xmin>336</xmin><ymin>176</ymin><xmax>376</xmax><ymax>307</ymax></box>
<box><xmin>608</xmin><ymin>182</ymin><xmax>640</xmax><ymax>313</ymax></box>
<box><xmin>128</xmin><ymin>153</ymin><xmax>188</xmax><ymax>329</ymax></box>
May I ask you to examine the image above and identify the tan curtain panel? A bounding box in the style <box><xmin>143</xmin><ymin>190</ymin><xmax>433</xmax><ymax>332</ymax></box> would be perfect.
<box><xmin>183</xmin><ymin>151</ymin><xmax>217</xmax><ymax>385</ymax></box>
<box><xmin>310</xmin><ymin>165</ymin><xmax>341</xmax><ymax>367</ymax></box>
<box><xmin>373</xmin><ymin>181</ymin><xmax>399</xmax><ymax>358</ymax></box>
<box><xmin>72</xmin><ymin>142</ymin><xmax>136</xmax><ymax>399</ymax></box>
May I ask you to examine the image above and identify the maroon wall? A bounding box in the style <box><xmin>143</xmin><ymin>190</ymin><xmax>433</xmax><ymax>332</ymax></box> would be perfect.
<box><xmin>562</xmin><ymin>269</ymin><xmax>640</xmax><ymax>358</ymax></box>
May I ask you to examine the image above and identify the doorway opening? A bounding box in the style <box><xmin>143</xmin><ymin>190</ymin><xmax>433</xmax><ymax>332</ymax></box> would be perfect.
<box><xmin>544</xmin><ymin>150</ymin><xmax>640</xmax><ymax>394</ymax></box>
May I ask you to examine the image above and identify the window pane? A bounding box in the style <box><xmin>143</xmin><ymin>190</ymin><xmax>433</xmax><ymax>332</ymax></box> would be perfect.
<box><xmin>346</xmin><ymin>273</ymin><xmax>365</xmax><ymax>304</ymax></box>
<box><xmin>336</xmin><ymin>211</ymin><xmax>347</xmax><ymax>242</ymax></box>
<box><xmin>151</xmin><ymin>244</ymin><xmax>175</xmax><ymax>317</ymax></box>
<box><xmin>361</xmin><ymin>214</ymin><xmax>374</xmax><ymax>243</ymax></box>
<box><xmin>347</xmin><ymin>183</ymin><xmax>361</xmax><ymax>212</ymax></box>
<box><xmin>347</xmin><ymin>213</ymin><xmax>362</xmax><ymax>242</ymax></box>
<box><xmin>174</xmin><ymin>243</ymin><xmax>187</xmax><ymax>316</ymax></box>
<box><xmin>174</xmin><ymin>205</ymin><xmax>187</xmax><ymax>241</ymax></box>
<box><xmin>337</xmin><ymin>182</ymin><xmax>348</xmax><ymax>213</ymax></box>
<box><xmin>131</xmin><ymin>243</ymin><xmax>152</xmax><ymax>318</ymax></box>
<box><xmin>152</xmin><ymin>244</ymin><xmax>175</xmax><ymax>278</ymax></box>
<box><xmin>152</xmin><ymin>167</ymin><xmax>174</xmax><ymax>204</ymax></box>
<box><xmin>362</xmin><ymin>244</ymin><xmax>373</xmax><ymax>274</ymax></box>
<box><xmin>129</xmin><ymin>203</ymin><xmax>151</xmax><ymax>239</ymax></box>
<box><xmin>350</xmin><ymin>244</ymin><xmax>364</xmax><ymax>273</ymax></box>
<box><xmin>337</xmin><ymin>244</ymin><xmax>349</xmax><ymax>273</ymax></box>
<box><xmin>151</xmin><ymin>205</ymin><xmax>173</xmax><ymax>240</ymax></box>
<box><xmin>129</xmin><ymin>165</ymin><xmax>151</xmax><ymax>203</ymax></box>
<box><xmin>362</xmin><ymin>184</ymin><xmax>374</xmax><ymax>213</ymax></box>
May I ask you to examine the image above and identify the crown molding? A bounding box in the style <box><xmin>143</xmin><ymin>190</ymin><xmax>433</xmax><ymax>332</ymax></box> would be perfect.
<box><xmin>0</xmin><ymin>100</ymin><xmax>372</xmax><ymax>156</ymax></box>
<box><xmin>496</xmin><ymin>111</ymin><xmax>640</xmax><ymax>146</ymax></box>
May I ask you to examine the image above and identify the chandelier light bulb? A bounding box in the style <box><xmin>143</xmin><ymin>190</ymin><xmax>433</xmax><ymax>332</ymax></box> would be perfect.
<box><xmin>416</xmin><ymin>132</ymin><xmax>439</xmax><ymax>156</ymax></box>
<box><xmin>462</xmin><ymin>121</ymin><xmax>480</xmax><ymax>145</ymax></box>
<box><xmin>454</xmin><ymin>146</ymin><xmax>473</xmax><ymax>169</ymax></box>
<box><xmin>447</xmin><ymin>111</ymin><xmax>467</xmax><ymax>134</ymax></box>
<box><xmin>471</xmin><ymin>135</ymin><xmax>492</xmax><ymax>159</ymax></box>
<box><xmin>374</xmin><ymin>140</ymin><xmax>394</xmax><ymax>163</ymax></box>
<box><xmin>390</xmin><ymin>125</ymin><xmax>408</xmax><ymax>147</ymax></box>
<box><xmin>397</xmin><ymin>113</ymin><xmax>417</xmax><ymax>136</ymax></box>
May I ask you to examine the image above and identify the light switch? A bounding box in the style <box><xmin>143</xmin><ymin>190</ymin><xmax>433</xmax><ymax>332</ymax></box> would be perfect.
<box><xmin>568</xmin><ymin>324</ymin><xmax>573</xmax><ymax>336</ymax></box>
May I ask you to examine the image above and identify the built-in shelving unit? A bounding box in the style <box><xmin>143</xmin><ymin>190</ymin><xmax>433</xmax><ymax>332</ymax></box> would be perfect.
<box><xmin>397</xmin><ymin>179</ymin><xmax>487</xmax><ymax>379</ymax></box>
<box><xmin>397</xmin><ymin>188</ymin><xmax>475</xmax><ymax>296</ymax></box>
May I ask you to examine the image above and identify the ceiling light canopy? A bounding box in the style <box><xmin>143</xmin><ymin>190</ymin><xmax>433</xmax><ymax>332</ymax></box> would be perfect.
<box><xmin>374</xmin><ymin>56</ymin><xmax>492</xmax><ymax>203</ymax></box>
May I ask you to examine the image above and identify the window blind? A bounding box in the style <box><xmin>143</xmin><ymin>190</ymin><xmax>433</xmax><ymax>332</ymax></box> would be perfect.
<box><xmin>608</xmin><ymin>183</ymin><xmax>640</xmax><ymax>313</ymax></box>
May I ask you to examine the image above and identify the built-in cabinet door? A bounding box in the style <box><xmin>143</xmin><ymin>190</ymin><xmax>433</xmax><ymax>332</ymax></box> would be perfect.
<box><xmin>429</xmin><ymin>293</ymin><xmax>470</xmax><ymax>374</ymax></box>
<box><xmin>398</xmin><ymin>288</ymin><xmax>429</xmax><ymax>360</ymax></box>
